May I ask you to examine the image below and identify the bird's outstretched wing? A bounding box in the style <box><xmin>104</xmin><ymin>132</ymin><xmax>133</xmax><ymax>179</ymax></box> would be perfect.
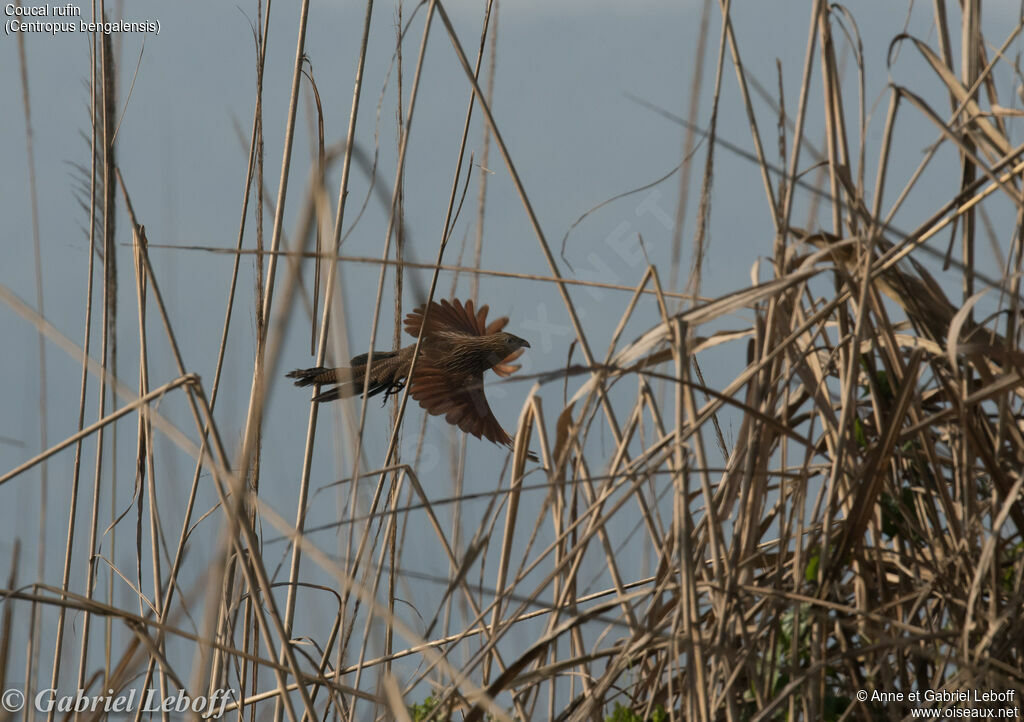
<box><xmin>404</xmin><ymin>298</ymin><xmax>487</xmax><ymax>337</ymax></box>
<box><xmin>409</xmin><ymin>362</ymin><xmax>515</xmax><ymax>448</ymax></box>
<box><xmin>404</xmin><ymin>298</ymin><xmax>525</xmax><ymax>374</ymax></box>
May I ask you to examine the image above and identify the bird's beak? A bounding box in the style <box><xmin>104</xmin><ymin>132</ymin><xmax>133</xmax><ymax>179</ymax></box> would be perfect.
<box><xmin>521</xmin><ymin>339</ymin><xmax>531</xmax><ymax>348</ymax></box>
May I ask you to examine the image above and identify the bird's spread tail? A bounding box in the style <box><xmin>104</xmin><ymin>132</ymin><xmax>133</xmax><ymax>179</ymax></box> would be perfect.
<box><xmin>286</xmin><ymin>366</ymin><xmax>337</xmax><ymax>387</ymax></box>
<box><xmin>286</xmin><ymin>366</ymin><xmax>353</xmax><ymax>402</ymax></box>
<box><xmin>287</xmin><ymin>350</ymin><xmax>406</xmax><ymax>402</ymax></box>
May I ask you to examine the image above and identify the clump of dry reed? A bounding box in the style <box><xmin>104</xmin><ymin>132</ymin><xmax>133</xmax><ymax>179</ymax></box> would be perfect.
<box><xmin>3</xmin><ymin>2</ymin><xmax>1024</xmax><ymax>722</ymax></box>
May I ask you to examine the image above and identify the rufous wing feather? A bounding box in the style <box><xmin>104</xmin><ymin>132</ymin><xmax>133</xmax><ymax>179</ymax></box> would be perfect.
<box><xmin>409</xmin><ymin>365</ymin><xmax>515</xmax><ymax>448</ymax></box>
<box><xmin>404</xmin><ymin>298</ymin><xmax>495</xmax><ymax>339</ymax></box>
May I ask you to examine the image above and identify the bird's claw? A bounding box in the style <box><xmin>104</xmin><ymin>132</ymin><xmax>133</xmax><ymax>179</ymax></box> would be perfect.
<box><xmin>381</xmin><ymin>380</ymin><xmax>406</xmax><ymax>406</ymax></box>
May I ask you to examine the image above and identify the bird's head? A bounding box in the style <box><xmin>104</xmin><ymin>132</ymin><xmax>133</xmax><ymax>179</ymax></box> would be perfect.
<box><xmin>496</xmin><ymin>333</ymin><xmax>530</xmax><ymax>354</ymax></box>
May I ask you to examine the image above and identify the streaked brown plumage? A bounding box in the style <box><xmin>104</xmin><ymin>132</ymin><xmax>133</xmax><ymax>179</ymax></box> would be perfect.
<box><xmin>287</xmin><ymin>298</ymin><xmax>531</xmax><ymax>454</ymax></box>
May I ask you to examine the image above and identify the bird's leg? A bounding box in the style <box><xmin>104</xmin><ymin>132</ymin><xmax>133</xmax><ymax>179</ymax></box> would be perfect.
<box><xmin>380</xmin><ymin>380</ymin><xmax>406</xmax><ymax>406</ymax></box>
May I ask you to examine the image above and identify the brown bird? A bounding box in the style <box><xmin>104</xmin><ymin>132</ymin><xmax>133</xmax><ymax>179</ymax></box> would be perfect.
<box><xmin>288</xmin><ymin>298</ymin><xmax>532</xmax><ymax>455</ymax></box>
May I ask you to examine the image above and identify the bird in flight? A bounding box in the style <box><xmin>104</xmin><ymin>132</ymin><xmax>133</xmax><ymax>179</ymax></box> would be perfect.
<box><xmin>288</xmin><ymin>298</ymin><xmax>532</xmax><ymax>456</ymax></box>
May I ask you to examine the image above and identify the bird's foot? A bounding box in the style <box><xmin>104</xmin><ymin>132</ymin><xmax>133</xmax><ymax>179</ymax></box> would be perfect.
<box><xmin>380</xmin><ymin>380</ymin><xmax>406</xmax><ymax>406</ymax></box>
